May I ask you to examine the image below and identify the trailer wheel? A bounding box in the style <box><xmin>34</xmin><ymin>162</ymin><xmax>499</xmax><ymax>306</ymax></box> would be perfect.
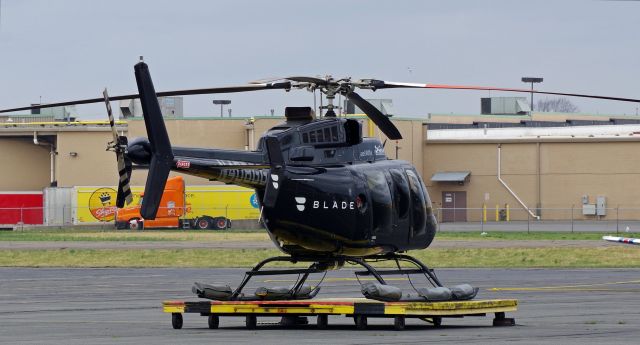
<box><xmin>212</xmin><ymin>217</ymin><xmax>229</xmax><ymax>230</ymax></box>
<box><xmin>171</xmin><ymin>313</ymin><xmax>183</xmax><ymax>329</ymax></box>
<box><xmin>208</xmin><ymin>315</ymin><xmax>220</xmax><ymax>329</ymax></box>
<box><xmin>354</xmin><ymin>315</ymin><xmax>367</xmax><ymax>330</ymax></box>
<box><xmin>194</xmin><ymin>217</ymin><xmax>212</xmax><ymax>230</ymax></box>
<box><xmin>393</xmin><ymin>316</ymin><xmax>405</xmax><ymax>331</ymax></box>
<box><xmin>128</xmin><ymin>218</ymin><xmax>142</xmax><ymax>230</ymax></box>
<box><xmin>246</xmin><ymin>315</ymin><xmax>257</xmax><ymax>329</ymax></box>
<box><xmin>433</xmin><ymin>316</ymin><xmax>442</xmax><ymax>327</ymax></box>
<box><xmin>317</xmin><ymin>314</ymin><xmax>328</xmax><ymax>329</ymax></box>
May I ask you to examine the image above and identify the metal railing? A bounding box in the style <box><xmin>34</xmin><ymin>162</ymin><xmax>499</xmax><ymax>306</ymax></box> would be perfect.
<box><xmin>435</xmin><ymin>207</ymin><xmax>640</xmax><ymax>233</ymax></box>
<box><xmin>1</xmin><ymin>205</ymin><xmax>261</xmax><ymax>228</ymax></box>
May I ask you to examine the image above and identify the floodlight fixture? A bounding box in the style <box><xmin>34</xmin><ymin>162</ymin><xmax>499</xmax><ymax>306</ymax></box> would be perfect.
<box><xmin>212</xmin><ymin>100</ymin><xmax>231</xmax><ymax>117</ymax></box>
<box><xmin>521</xmin><ymin>77</ymin><xmax>543</xmax><ymax>112</ymax></box>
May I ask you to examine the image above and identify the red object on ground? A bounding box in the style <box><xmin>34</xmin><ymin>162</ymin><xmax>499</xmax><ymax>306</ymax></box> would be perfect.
<box><xmin>0</xmin><ymin>192</ymin><xmax>43</xmax><ymax>225</ymax></box>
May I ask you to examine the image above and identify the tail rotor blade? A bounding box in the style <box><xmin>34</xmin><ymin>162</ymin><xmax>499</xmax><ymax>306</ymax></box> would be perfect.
<box><xmin>103</xmin><ymin>89</ymin><xmax>133</xmax><ymax>208</ymax></box>
<box><xmin>103</xmin><ymin>89</ymin><xmax>120</xmax><ymax>144</ymax></box>
<box><xmin>345</xmin><ymin>91</ymin><xmax>402</xmax><ymax>140</ymax></box>
<box><xmin>134</xmin><ymin>61</ymin><xmax>174</xmax><ymax>220</ymax></box>
<box><xmin>116</xmin><ymin>152</ymin><xmax>133</xmax><ymax>208</ymax></box>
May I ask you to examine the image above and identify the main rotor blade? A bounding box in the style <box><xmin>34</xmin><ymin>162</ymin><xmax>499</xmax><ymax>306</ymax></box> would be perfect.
<box><xmin>251</xmin><ymin>76</ymin><xmax>328</xmax><ymax>85</ymax></box>
<box><xmin>0</xmin><ymin>82</ymin><xmax>292</xmax><ymax>114</ymax></box>
<box><xmin>371</xmin><ymin>81</ymin><xmax>640</xmax><ymax>103</ymax></box>
<box><xmin>284</xmin><ymin>76</ymin><xmax>328</xmax><ymax>85</ymax></box>
<box><xmin>345</xmin><ymin>91</ymin><xmax>402</xmax><ymax>140</ymax></box>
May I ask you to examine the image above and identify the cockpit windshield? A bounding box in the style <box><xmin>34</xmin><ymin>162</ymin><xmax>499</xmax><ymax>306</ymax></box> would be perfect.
<box><xmin>389</xmin><ymin>169</ymin><xmax>410</xmax><ymax>220</ymax></box>
<box><xmin>364</xmin><ymin>170</ymin><xmax>393</xmax><ymax>235</ymax></box>
<box><xmin>406</xmin><ymin>169</ymin><xmax>427</xmax><ymax>237</ymax></box>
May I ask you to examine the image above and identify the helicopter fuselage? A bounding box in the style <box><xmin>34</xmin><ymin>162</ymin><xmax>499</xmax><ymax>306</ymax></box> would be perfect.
<box><xmin>258</xmin><ymin>158</ymin><xmax>437</xmax><ymax>256</ymax></box>
<box><xmin>127</xmin><ymin>112</ymin><xmax>437</xmax><ymax>257</ymax></box>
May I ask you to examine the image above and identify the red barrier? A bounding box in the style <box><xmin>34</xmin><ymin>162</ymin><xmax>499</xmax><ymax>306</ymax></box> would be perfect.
<box><xmin>0</xmin><ymin>192</ymin><xmax>43</xmax><ymax>224</ymax></box>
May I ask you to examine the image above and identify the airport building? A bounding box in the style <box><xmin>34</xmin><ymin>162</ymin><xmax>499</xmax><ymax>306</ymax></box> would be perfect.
<box><xmin>2</xmin><ymin>109</ymin><xmax>640</xmax><ymax>225</ymax></box>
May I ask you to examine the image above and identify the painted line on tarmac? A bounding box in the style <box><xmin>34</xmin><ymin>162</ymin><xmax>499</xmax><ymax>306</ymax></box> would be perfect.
<box><xmin>490</xmin><ymin>288</ymin><xmax>640</xmax><ymax>292</ymax></box>
<box><xmin>489</xmin><ymin>279</ymin><xmax>640</xmax><ymax>291</ymax></box>
<box><xmin>265</xmin><ymin>278</ymin><xmax>640</xmax><ymax>292</ymax></box>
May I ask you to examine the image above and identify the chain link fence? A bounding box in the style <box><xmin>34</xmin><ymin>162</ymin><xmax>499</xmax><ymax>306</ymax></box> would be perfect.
<box><xmin>3</xmin><ymin>206</ymin><xmax>640</xmax><ymax>233</ymax></box>
<box><xmin>435</xmin><ymin>207</ymin><xmax>640</xmax><ymax>233</ymax></box>
<box><xmin>1</xmin><ymin>206</ymin><xmax>261</xmax><ymax>230</ymax></box>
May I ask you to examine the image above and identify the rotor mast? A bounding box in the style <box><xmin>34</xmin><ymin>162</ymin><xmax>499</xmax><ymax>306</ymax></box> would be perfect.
<box><xmin>316</xmin><ymin>76</ymin><xmax>351</xmax><ymax>118</ymax></box>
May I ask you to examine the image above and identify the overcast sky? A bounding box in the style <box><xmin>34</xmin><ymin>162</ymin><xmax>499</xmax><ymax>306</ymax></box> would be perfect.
<box><xmin>0</xmin><ymin>0</ymin><xmax>638</xmax><ymax>119</ymax></box>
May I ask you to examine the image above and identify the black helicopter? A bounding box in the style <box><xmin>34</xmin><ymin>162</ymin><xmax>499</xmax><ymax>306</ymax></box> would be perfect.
<box><xmin>3</xmin><ymin>60</ymin><xmax>639</xmax><ymax>301</ymax></box>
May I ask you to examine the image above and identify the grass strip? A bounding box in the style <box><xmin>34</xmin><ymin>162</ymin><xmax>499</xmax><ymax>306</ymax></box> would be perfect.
<box><xmin>1</xmin><ymin>247</ymin><xmax>639</xmax><ymax>268</ymax></box>
<box><xmin>436</xmin><ymin>231</ymin><xmax>618</xmax><ymax>241</ymax></box>
<box><xmin>0</xmin><ymin>230</ymin><xmax>621</xmax><ymax>242</ymax></box>
<box><xmin>0</xmin><ymin>230</ymin><xmax>268</xmax><ymax>242</ymax></box>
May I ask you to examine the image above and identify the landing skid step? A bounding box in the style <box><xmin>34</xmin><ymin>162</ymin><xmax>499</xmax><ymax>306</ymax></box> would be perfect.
<box><xmin>164</xmin><ymin>298</ymin><xmax>517</xmax><ymax>330</ymax></box>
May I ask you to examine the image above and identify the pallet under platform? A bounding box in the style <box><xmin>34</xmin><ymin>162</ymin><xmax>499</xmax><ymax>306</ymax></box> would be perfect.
<box><xmin>163</xmin><ymin>298</ymin><xmax>518</xmax><ymax>330</ymax></box>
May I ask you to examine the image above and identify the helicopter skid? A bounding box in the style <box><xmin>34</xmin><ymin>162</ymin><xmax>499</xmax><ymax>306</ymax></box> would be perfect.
<box><xmin>193</xmin><ymin>253</ymin><xmax>444</xmax><ymax>302</ymax></box>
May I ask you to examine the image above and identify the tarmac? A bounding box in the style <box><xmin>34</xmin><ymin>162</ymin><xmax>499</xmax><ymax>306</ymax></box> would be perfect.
<box><xmin>1</xmin><ymin>267</ymin><xmax>639</xmax><ymax>344</ymax></box>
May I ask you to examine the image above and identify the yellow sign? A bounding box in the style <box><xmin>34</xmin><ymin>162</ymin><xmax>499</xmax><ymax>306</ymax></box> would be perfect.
<box><xmin>87</xmin><ymin>187</ymin><xmax>117</xmax><ymax>222</ymax></box>
<box><xmin>74</xmin><ymin>185</ymin><xmax>260</xmax><ymax>224</ymax></box>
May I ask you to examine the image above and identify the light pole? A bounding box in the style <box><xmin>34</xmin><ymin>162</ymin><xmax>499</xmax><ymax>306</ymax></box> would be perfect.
<box><xmin>212</xmin><ymin>100</ymin><xmax>231</xmax><ymax>118</ymax></box>
<box><xmin>521</xmin><ymin>77</ymin><xmax>543</xmax><ymax>112</ymax></box>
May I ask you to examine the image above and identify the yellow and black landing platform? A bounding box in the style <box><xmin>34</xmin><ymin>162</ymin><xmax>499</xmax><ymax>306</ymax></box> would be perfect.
<box><xmin>163</xmin><ymin>298</ymin><xmax>518</xmax><ymax>330</ymax></box>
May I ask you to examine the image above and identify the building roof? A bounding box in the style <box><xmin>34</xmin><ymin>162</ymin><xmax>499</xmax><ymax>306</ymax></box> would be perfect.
<box><xmin>427</xmin><ymin>124</ymin><xmax>640</xmax><ymax>142</ymax></box>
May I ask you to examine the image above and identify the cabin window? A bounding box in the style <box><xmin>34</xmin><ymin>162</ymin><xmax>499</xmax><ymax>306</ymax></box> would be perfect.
<box><xmin>331</xmin><ymin>126</ymin><xmax>339</xmax><ymax>141</ymax></box>
<box><xmin>316</xmin><ymin>129</ymin><xmax>324</xmax><ymax>142</ymax></box>
<box><xmin>405</xmin><ymin>169</ymin><xmax>426</xmax><ymax>237</ymax></box>
<box><xmin>389</xmin><ymin>169</ymin><xmax>410</xmax><ymax>220</ymax></box>
<box><xmin>365</xmin><ymin>170</ymin><xmax>393</xmax><ymax>235</ymax></box>
<box><xmin>301</xmin><ymin>125</ymin><xmax>342</xmax><ymax>145</ymax></box>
